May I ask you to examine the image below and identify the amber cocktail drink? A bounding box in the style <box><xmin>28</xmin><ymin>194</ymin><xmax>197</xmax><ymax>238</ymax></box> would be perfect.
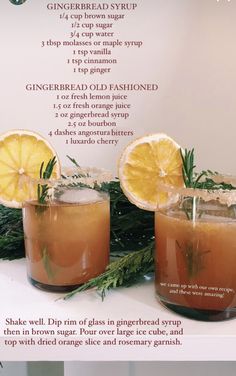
<box><xmin>23</xmin><ymin>170</ymin><xmax>110</xmax><ymax>292</ymax></box>
<box><xmin>155</xmin><ymin>187</ymin><xmax>236</xmax><ymax>321</ymax></box>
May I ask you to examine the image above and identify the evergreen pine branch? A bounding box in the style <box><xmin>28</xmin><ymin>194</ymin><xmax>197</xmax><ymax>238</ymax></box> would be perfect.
<box><xmin>0</xmin><ymin>205</ymin><xmax>24</xmax><ymax>260</ymax></box>
<box><xmin>64</xmin><ymin>242</ymin><xmax>155</xmax><ymax>300</ymax></box>
<box><xmin>109</xmin><ymin>181</ymin><xmax>154</xmax><ymax>256</ymax></box>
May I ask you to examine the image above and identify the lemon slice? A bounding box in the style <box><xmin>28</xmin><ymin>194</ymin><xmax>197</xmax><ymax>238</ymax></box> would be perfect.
<box><xmin>0</xmin><ymin>130</ymin><xmax>60</xmax><ymax>208</ymax></box>
<box><xmin>118</xmin><ymin>133</ymin><xmax>184</xmax><ymax>211</ymax></box>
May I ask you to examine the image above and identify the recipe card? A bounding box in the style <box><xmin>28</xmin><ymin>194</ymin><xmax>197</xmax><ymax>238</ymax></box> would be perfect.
<box><xmin>0</xmin><ymin>0</ymin><xmax>236</xmax><ymax>362</ymax></box>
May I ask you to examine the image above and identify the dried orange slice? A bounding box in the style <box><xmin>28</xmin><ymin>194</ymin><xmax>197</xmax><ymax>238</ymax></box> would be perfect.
<box><xmin>118</xmin><ymin>134</ymin><xmax>184</xmax><ymax>211</ymax></box>
<box><xmin>0</xmin><ymin>130</ymin><xmax>60</xmax><ymax>208</ymax></box>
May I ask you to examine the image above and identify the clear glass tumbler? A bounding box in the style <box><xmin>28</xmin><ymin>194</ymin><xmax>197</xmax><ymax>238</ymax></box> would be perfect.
<box><xmin>155</xmin><ymin>178</ymin><xmax>236</xmax><ymax>321</ymax></box>
<box><xmin>23</xmin><ymin>167</ymin><xmax>111</xmax><ymax>292</ymax></box>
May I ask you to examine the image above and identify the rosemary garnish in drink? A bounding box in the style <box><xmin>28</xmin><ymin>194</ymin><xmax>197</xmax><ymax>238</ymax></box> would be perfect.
<box><xmin>180</xmin><ymin>148</ymin><xmax>236</xmax><ymax>219</ymax></box>
<box><xmin>35</xmin><ymin>156</ymin><xmax>57</xmax><ymax>215</ymax></box>
<box><xmin>36</xmin><ymin>157</ymin><xmax>57</xmax><ymax>276</ymax></box>
<box><xmin>179</xmin><ymin>149</ymin><xmax>236</xmax><ymax>277</ymax></box>
<box><xmin>37</xmin><ymin>156</ymin><xmax>57</xmax><ymax>204</ymax></box>
<box><xmin>42</xmin><ymin>247</ymin><xmax>54</xmax><ymax>281</ymax></box>
<box><xmin>181</xmin><ymin>148</ymin><xmax>236</xmax><ymax>191</ymax></box>
<box><xmin>180</xmin><ymin>149</ymin><xmax>212</xmax><ymax>276</ymax></box>
<box><xmin>176</xmin><ymin>240</ymin><xmax>210</xmax><ymax>278</ymax></box>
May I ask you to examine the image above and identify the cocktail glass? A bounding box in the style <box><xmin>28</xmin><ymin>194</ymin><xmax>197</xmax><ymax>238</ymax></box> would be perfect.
<box><xmin>22</xmin><ymin>167</ymin><xmax>111</xmax><ymax>292</ymax></box>
<box><xmin>155</xmin><ymin>177</ymin><xmax>236</xmax><ymax>321</ymax></box>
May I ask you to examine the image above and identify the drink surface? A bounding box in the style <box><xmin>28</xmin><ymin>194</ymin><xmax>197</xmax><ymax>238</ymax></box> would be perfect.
<box><xmin>155</xmin><ymin>207</ymin><xmax>236</xmax><ymax>314</ymax></box>
<box><xmin>23</xmin><ymin>193</ymin><xmax>110</xmax><ymax>289</ymax></box>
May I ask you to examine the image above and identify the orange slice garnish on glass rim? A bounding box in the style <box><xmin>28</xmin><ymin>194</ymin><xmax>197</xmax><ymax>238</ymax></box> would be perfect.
<box><xmin>0</xmin><ymin>129</ymin><xmax>60</xmax><ymax>208</ymax></box>
<box><xmin>118</xmin><ymin>133</ymin><xmax>184</xmax><ymax>211</ymax></box>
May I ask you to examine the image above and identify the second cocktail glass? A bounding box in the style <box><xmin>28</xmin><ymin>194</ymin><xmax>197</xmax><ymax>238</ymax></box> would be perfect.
<box><xmin>155</xmin><ymin>178</ymin><xmax>236</xmax><ymax>321</ymax></box>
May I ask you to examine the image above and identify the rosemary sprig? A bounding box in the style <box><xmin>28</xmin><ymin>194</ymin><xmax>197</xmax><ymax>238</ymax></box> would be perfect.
<box><xmin>42</xmin><ymin>247</ymin><xmax>54</xmax><ymax>281</ymax></box>
<box><xmin>180</xmin><ymin>148</ymin><xmax>236</xmax><ymax>191</ymax></box>
<box><xmin>181</xmin><ymin>148</ymin><xmax>196</xmax><ymax>188</ymax></box>
<box><xmin>64</xmin><ymin>242</ymin><xmax>154</xmax><ymax>300</ymax></box>
<box><xmin>176</xmin><ymin>240</ymin><xmax>210</xmax><ymax>278</ymax></box>
<box><xmin>37</xmin><ymin>158</ymin><xmax>57</xmax><ymax>274</ymax></box>
<box><xmin>37</xmin><ymin>156</ymin><xmax>57</xmax><ymax>204</ymax></box>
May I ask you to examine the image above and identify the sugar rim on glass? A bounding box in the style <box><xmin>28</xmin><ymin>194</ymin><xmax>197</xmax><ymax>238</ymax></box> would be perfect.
<box><xmin>157</xmin><ymin>174</ymin><xmax>236</xmax><ymax>207</ymax></box>
<box><xmin>21</xmin><ymin>166</ymin><xmax>113</xmax><ymax>202</ymax></box>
